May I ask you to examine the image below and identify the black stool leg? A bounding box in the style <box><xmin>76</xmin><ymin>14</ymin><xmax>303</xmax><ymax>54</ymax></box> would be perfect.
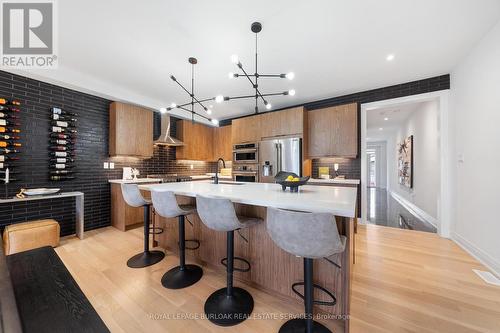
<box><xmin>161</xmin><ymin>215</ymin><xmax>203</xmax><ymax>289</ymax></box>
<box><xmin>204</xmin><ymin>230</ymin><xmax>254</xmax><ymax>326</ymax></box>
<box><xmin>127</xmin><ymin>205</ymin><xmax>165</xmax><ymax>268</ymax></box>
<box><xmin>278</xmin><ymin>258</ymin><xmax>332</xmax><ymax>333</ymax></box>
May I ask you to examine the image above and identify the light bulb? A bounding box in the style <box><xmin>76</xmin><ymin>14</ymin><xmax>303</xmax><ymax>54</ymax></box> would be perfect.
<box><xmin>288</xmin><ymin>89</ymin><xmax>296</xmax><ymax>96</ymax></box>
<box><xmin>286</xmin><ymin>72</ymin><xmax>295</xmax><ymax>80</ymax></box>
<box><xmin>211</xmin><ymin>119</ymin><xmax>219</xmax><ymax>125</ymax></box>
<box><xmin>230</xmin><ymin>54</ymin><xmax>239</xmax><ymax>64</ymax></box>
<box><xmin>207</xmin><ymin>109</ymin><xmax>212</xmax><ymax>115</ymax></box>
<box><xmin>228</xmin><ymin>72</ymin><xmax>234</xmax><ymax>79</ymax></box>
<box><xmin>170</xmin><ymin>103</ymin><xmax>177</xmax><ymax>108</ymax></box>
<box><xmin>209</xmin><ymin>105</ymin><xmax>213</xmax><ymax>108</ymax></box>
<box><xmin>266</xmin><ymin>103</ymin><xmax>272</xmax><ymax>110</ymax></box>
<box><xmin>215</xmin><ymin>95</ymin><xmax>224</xmax><ymax>103</ymax></box>
<box><xmin>160</xmin><ymin>107</ymin><xmax>167</xmax><ymax>114</ymax></box>
<box><xmin>386</xmin><ymin>54</ymin><xmax>395</xmax><ymax>61</ymax></box>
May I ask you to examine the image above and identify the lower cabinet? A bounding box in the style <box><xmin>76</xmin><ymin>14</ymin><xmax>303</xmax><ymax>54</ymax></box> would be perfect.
<box><xmin>110</xmin><ymin>183</ymin><xmax>156</xmax><ymax>231</ymax></box>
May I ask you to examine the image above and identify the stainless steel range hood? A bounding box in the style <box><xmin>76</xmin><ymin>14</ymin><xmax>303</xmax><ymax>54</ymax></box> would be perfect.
<box><xmin>154</xmin><ymin>114</ymin><xmax>185</xmax><ymax>146</ymax></box>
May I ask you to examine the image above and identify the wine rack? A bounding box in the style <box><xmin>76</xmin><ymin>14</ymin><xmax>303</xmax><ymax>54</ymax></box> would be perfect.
<box><xmin>0</xmin><ymin>98</ymin><xmax>21</xmax><ymax>184</ymax></box>
<box><xmin>49</xmin><ymin>107</ymin><xmax>77</xmax><ymax>181</ymax></box>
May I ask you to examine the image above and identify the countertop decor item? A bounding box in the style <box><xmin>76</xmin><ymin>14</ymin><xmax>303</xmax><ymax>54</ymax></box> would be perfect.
<box><xmin>274</xmin><ymin>171</ymin><xmax>310</xmax><ymax>193</ymax></box>
<box><xmin>23</xmin><ymin>188</ymin><xmax>61</xmax><ymax>196</ymax></box>
<box><xmin>165</xmin><ymin>57</ymin><xmax>219</xmax><ymax>125</ymax></box>
<box><xmin>215</xmin><ymin>22</ymin><xmax>296</xmax><ymax>114</ymax></box>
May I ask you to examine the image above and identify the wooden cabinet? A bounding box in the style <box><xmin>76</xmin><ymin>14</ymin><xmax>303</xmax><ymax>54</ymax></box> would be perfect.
<box><xmin>175</xmin><ymin>120</ymin><xmax>214</xmax><ymax>161</ymax></box>
<box><xmin>111</xmin><ymin>183</ymin><xmax>155</xmax><ymax>231</ymax></box>
<box><xmin>109</xmin><ymin>102</ymin><xmax>153</xmax><ymax>157</ymax></box>
<box><xmin>260</xmin><ymin>107</ymin><xmax>304</xmax><ymax>138</ymax></box>
<box><xmin>307</xmin><ymin>103</ymin><xmax>358</xmax><ymax>158</ymax></box>
<box><xmin>231</xmin><ymin>115</ymin><xmax>261</xmax><ymax>143</ymax></box>
<box><xmin>212</xmin><ymin>125</ymin><xmax>232</xmax><ymax>161</ymax></box>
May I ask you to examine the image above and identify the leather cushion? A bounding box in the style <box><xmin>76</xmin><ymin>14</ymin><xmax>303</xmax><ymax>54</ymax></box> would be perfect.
<box><xmin>3</xmin><ymin>220</ymin><xmax>60</xmax><ymax>255</ymax></box>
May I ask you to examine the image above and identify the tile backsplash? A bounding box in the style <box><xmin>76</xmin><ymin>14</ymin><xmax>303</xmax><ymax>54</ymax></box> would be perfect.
<box><xmin>311</xmin><ymin>157</ymin><xmax>360</xmax><ymax>180</ymax></box>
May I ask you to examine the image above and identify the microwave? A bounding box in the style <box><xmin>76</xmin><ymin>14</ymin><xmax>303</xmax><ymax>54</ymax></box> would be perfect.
<box><xmin>233</xmin><ymin>142</ymin><xmax>258</xmax><ymax>164</ymax></box>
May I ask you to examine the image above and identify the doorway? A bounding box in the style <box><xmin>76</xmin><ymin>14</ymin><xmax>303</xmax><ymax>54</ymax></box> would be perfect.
<box><xmin>360</xmin><ymin>91</ymin><xmax>451</xmax><ymax>237</ymax></box>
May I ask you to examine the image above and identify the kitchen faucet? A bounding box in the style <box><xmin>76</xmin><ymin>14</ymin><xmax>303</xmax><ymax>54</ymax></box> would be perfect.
<box><xmin>214</xmin><ymin>158</ymin><xmax>225</xmax><ymax>184</ymax></box>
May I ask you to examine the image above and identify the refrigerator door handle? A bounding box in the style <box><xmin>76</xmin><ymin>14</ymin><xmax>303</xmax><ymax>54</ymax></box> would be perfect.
<box><xmin>278</xmin><ymin>143</ymin><xmax>283</xmax><ymax>172</ymax></box>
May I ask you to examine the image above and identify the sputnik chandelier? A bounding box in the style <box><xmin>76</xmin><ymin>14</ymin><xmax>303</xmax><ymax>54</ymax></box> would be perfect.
<box><xmin>215</xmin><ymin>21</ymin><xmax>296</xmax><ymax>114</ymax></box>
<box><xmin>163</xmin><ymin>57</ymin><xmax>219</xmax><ymax>125</ymax></box>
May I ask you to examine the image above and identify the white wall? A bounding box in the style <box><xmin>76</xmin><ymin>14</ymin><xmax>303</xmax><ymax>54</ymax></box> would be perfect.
<box><xmin>387</xmin><ymin>101</ymin><xmax>441</xmax><ymax>220</ymax></box>
<box><xmin>367</xmin><ymin>141</ymin><xmax>388</xmax><ymax>189</ymax></box>
<box><xmin>450</xmin><ymin>19</ymin><xmax>500</xmax><ymax>275</ymax></box>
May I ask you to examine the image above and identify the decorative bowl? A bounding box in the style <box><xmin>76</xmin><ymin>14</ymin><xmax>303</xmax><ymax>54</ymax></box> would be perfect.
<box><xmin>23</xmin><ymin>188</ymin><xmax>61</xmax><ymax>196</ymax></box>
<box><xmin>274</xmin><ymin>171</ymin><xmax>310</xmax><ymax>192</ymax></box>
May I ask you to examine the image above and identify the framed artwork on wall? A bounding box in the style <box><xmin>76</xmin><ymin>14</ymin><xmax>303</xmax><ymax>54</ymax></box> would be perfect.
<box><xmin>398</xmin><ymin>135</ymin><xmax>413</xmax><ymax>188</ymax></box>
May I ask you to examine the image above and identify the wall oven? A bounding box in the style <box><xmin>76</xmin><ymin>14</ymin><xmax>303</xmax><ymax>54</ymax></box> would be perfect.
<box><xmin>232</xmin><ymin>164</ymin><xmax>258</xmax><ymax>182</ymax></box>
<box><xmin>233</xmin><ymin>142</ymin><xmax>258</xmax><ymax>164</ymax></box>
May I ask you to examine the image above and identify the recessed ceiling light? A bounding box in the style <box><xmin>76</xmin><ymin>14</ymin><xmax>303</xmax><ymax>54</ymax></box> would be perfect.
<box><xmin>379</xmin><ymin>127</ymin><xmax>383</xmax><ymax>131</ymax></box>
<box><xmin>384</xmin><ymin>117</ymin><xmax>389</xmax><ymax>121</ymax></box>
<box><xmin>386</xmin><ymin>54</ymin><xmax>395</xmax><ymax>61</ymax></box>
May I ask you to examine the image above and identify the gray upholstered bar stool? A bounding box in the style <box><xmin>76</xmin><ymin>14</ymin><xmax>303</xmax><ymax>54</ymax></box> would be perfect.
<box><xmin>151</xmin><ymin>190</ymin><xmax>203</xmax><ymax>289</ymax></box>
<box><xmin>121</xmin><ymin>183</ymin><xmax>165</xmax><ymax>268</ymax></box>
<box><xmin>196</xmin><ymin>195</ymin><xmax>261</xmax><ymax>327</ymax></box>
<box><xmin>267</xmin><ymin>207</ymin><xmax>346</xmax><ymax>333</ymax></box>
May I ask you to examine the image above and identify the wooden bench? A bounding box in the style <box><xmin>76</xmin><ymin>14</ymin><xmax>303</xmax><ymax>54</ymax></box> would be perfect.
<box><xmin>4</xmin><ymin>246</ymin><xmax>109</xmax><ymax>333</ymax></box>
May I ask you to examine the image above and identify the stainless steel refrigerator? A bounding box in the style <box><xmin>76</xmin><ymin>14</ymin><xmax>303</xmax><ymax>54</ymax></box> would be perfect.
<box><xmin>258</xmin><ymin>137</ymin><xmax>302</xmax><ymax>183</ymax></box>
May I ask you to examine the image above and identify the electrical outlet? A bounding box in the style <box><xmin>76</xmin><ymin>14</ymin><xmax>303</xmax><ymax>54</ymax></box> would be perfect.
<box><xmin>109</xmin><ymin>162</ymin><xmax>115</xmax><ymax>169</ymax></box>
<box><xmin>103</xmin><ymin>162</ymin><xmax>109</xmax><ymax>169</ymax></box>
<box><xmin>458</xmin><ymin>153</ymin><xmax>465</xmax><ymax>163</ymax></box>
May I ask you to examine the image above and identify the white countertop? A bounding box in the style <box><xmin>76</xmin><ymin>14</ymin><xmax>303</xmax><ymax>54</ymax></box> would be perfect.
<box><xmin>138</xmin><ymin>181</ymin><xmax>357</xmax><ymax>218</ymax></box>
<box><xmin>108</xmin><ymin>178</ymin><xmax>163</xmax><ymax>184</ymax></box>
<box><xmin>190</xmin><ymin>174</ymin><xmax>233</xmax><ymax>180</ymax></box>
<box><xmin>308</xmin><ymin>178</ymin><xmax>360</xmax><ymax>185</ymax></box>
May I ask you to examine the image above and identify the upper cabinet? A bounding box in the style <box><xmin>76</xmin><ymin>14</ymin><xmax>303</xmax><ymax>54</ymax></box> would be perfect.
<box><xmin>176</xmin><ymin>120</ymin><xmax>214</xmax><ymax>161</ymax></box>
<box><xmin>109</xmin><ymin>102</ymin><xmax>153</xmax><ymax>157</ymax></box>
<box><xmin>260</xmin><ymin>107</ymin><xmax>304</xmax><ymax>138</ymax></box>
<box><xmin>307</xmin><ymin>103</ymin><xmax>358</xmax><ymax>158</ymax></box>
<box><xmin>213</xmin><ymin>125</ymin><xmax>232</xmax><ymax>161</ymax></box>
<box><xmin>231</xmin><ymin>115</ymin><xmax>261</xmax><ymax>143</ymax></box>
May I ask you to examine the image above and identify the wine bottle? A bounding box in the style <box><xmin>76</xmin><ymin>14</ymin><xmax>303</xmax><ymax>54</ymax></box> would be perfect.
<box><xmin>50</xmin><ymin>169</ymin><xmax>73</xmax><ymax>175</ymax></box>
<box><xmin>49</xmin><ymin>139</ymin><xmax>75</xmax><ymax>146</ymax></box>
<box><xmin>51</xmin><ymin>126</ymin><xmax>77</xmax><ymax>133</ymax></box>
<box><xmin>50</xmin><ymin>151</ymin><xmax>74</xmax><ymax>157</ymax></box>
<box><xmin>51</xmin><ymin>120</ymin><xmax>76</xmax><ymax>128</ymax></box>
<box><xmin>50</xmin><ymin>157</ymin><xmax>74</xmax><ymax>163</ymax></box>
<box><xmin>0</xmin><ymin>98</ymin><xmax>21</xmax><ymax>106</ymax></box>
<box><xmin>51</xmin><ymin>107</ymin><xmax>77</xmax><ymax>117</ymax></box>
<box><xmin>0</xmin><ymin>127</ymin><xmax>20</xmax><ymax>133</ymax></box>
<box><xmin>1</xmin><ymin>148</ymin><xmax>19</xmax><ymax>154</ymax></box>
<box><xmin>1</xmin><ymin>178</ymin><xmax>17</xmax><ymax>182</ymax></box>
<box><xmin>0</xmin><ymin>134</ymin><xmax>20</xmax><ymax>140</ymax></box>
<box><xmin>50</xmin><ymin>175</ymin><xmax>75</xmax><ymax>181</ymax></box>
<box><xmin>52</xmin><ymin>114</ymin><xmax>77</xmax><ymax>122</ymax></box>
<box><xmin>0</xmin><ymin>155</ymin><xmax>19</xmax><ymax>162</ymax></box>
<box><xmin>50</xmin><ymin>163</ymin><xmax>75</xmax><ymax>169</ymax></box>
<box><xmin>0</xmin><ymin>142</ymin><xmax>21</xmax><ymax>148</ymax></box>
<box><xmin>0</xmin><ymin>162</ymin><xmax>12</xmax><ymax>169</ymax></box>
<box><xmin>49</xmin><ymin>145</ymin><xmax>68</xmax><ymax>151</ymax></box>
<box><xmin>0</xmin><ymin>112</ymin><xmax>20</xmax><ymax>119</ymax></box>
<box><xmin>0</xmin><ymin>119</ymin><xmax>20</xmax><ymax>127</ymax></box>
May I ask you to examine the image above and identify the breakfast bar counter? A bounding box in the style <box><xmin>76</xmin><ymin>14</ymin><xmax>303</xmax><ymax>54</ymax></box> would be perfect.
<box><xmin>139</xmin><ymin>182</ymin><xmax>357</xmax><ymax>332</ymax></box>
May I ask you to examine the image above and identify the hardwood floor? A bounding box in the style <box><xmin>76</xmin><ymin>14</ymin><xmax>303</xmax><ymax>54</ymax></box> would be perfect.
<box><xmin>55</xmin><ymin>225</ymin><xmax>500</xmax><ymax>333</ymax></box>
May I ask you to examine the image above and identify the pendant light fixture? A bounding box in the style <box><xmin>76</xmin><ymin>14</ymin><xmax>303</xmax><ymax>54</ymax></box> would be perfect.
<box><xmin>216</xmin><ymin>22</ymin><xmax>296</xmax><ymax>114</ymax></box>
<box><xmin>165</xmin><ymin>57</ymin><xmax>219</xmax><ymax>125</ymax></box>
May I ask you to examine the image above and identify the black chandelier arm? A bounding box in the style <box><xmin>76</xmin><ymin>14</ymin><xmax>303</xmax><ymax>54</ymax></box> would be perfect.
<box><xmin>177</xmin><ymin>96</ymin><xmax>215</xmax><ymax>109</ymax></box>
<box><xmin>233</xmin><ymin>74</ymin><xmax>287</xmax><ymax>78</ymax></box>
<box><xmin>171</xmin><ymin>76</ymin><xmax>210</xmax><ymax>111</ymax></box>
<box><xmin>175</xmin><ymin>105</ymin><xmax>212</xmax><ymax>122</ymax></box>
<box><xmin>235</xmin><ymin>63</ymin><xmax>268</xmax><ymax>105</ymax></box>
<box><xmin>260</xmin><ymin>91</ymin><xmax>288</xmax><ymax>97</ymax></box>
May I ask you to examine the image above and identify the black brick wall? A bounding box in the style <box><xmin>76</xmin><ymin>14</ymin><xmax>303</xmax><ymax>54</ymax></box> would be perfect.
<box><xmin>0</xmin><ymin>71</ymin><xmax>216</xmax><ymax>236</ymax></box>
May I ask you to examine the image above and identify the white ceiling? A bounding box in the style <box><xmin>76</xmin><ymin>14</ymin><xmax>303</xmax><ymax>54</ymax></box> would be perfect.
<box><xmin>367</xmin><ymin>102</ymin><xmax>422</xmax><ymax>131</ymax></box>
<box><xmin>9</xmin><ymin>0</ymin><xmax>500</xmax><ymax>123</ymax></box>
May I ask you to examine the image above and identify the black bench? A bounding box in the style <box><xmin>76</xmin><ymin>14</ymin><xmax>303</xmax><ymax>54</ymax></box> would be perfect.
<box><xmin>4</xmin><ymin>246</ymin><xmax>109</xmax><ymax>333</ymax></box>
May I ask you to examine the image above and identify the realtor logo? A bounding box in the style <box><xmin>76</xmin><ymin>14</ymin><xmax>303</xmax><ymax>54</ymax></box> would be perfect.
<box><xmin>1</xmin><ymin>0</ymin><xmax>57</xmax><ymax>68</ymax></box>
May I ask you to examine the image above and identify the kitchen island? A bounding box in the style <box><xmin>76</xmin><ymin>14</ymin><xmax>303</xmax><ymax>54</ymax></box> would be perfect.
<box><xmin>139</xmin><ymin>182</ymin><xmax>357</xmax><ymax>332</ymax></box>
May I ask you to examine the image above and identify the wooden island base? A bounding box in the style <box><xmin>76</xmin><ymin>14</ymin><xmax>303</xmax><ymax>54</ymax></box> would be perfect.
<box><xmin>155</xmin><ymin>195</ymin><xmax>353</xmax><ymax>333</ymax></box>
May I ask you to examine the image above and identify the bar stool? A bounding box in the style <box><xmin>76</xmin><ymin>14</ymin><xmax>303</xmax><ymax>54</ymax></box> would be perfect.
<box><xmin>121</xmin><ymin>183</ymin><xmax>165</xmax><ymax>268</ymax></box>
<box><xmin>266</xmin><ymin>207</ymin><xmax>346</xmax><ymax>333</ymax></box>
<box><xmin>196</xmin><ymin>195</ymin><xmax>261</xmax><ymax>327</ymax></box>
<box><xmin>151</xmin><ymin>190</ymin><xmax>203</xmax><ymax>289</ymax></box>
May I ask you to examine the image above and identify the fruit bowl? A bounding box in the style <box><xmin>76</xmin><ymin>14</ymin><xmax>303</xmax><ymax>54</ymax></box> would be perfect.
<box><xmin>274</xmin><ymin>171</ymin><xmax>310</xmax><ymax>192</ymax></box>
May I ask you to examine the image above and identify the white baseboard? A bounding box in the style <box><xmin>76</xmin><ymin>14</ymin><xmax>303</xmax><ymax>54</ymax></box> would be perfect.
<box><xmin>389</xmin><ymin>191</ymin><xmax>438</xmax><ymax>228</ymax></box>
<box><xmin>452</xmin><ymin>232</ymin><xmax>500</xmax><ymax>279</ymax></box>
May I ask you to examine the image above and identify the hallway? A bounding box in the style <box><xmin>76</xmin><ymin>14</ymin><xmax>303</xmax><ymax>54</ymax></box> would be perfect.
<box><xmin>366</xmin><ymin>187</ymin><xmax>436</xmax><ymax>233</ymax></box>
